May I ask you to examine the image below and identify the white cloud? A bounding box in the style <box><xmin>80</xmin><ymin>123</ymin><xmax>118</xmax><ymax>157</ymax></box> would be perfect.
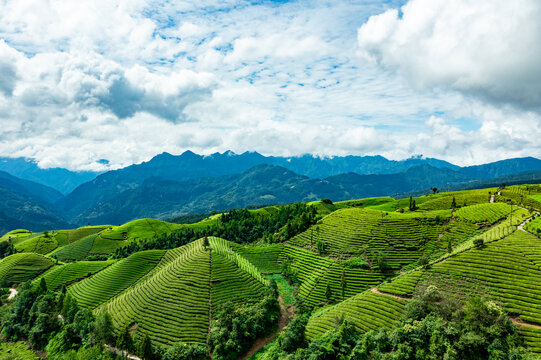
<box><xmin>358</xmin><ymin>0</ymin><xmax>541</xmax><ymax>110</ymax></box>
<box><xmin>0</xmin><ymin>0</ymin><xmax>539</xmax><ymax>171</ymax></box>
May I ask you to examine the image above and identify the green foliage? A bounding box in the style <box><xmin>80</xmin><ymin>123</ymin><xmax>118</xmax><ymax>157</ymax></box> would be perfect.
<box><xmin>116</xmin><ymin>326</ymin><xmax>134</xmax><ymax>353</ymax></box>
<box><xmin>0</xmin><ymin>253</ymin><xmax>55</xmax><ymax>286</ymax></box>
<box><xmin>159</xmin><ymin>342</ymin><xmax>208</xmax><ymax>360</ymax></box>
<box><xmin>288</xmin><ymin>207</ymin><xmax>451</xmax><ymax>269</ymax></box>
<box><xmin>378</xmin><ymin>270</ymin><xmax>424</xmax><ymax>296</ymax></box>
<box><xmin>473</xmin><ymin>238</ymin><xmax>484</xmax><ymax>247</ymax></box>
<box><xmin>114</xmin><ymin>204</ymin><xmax>318</xmax><ymax>258</ymax></box>
<box><xmin>316</xmin><ymin>238</ymin><xmax>326</xmax><ymax>255</ymax></box>
<box><xmin>33</xmin><ymin>260</ymin><xmax>114</xmax><ymax>292</ymax></box>
<box><xmin>0</xmin><ymin>342</ymin><xmax>40</xmax><ymax>359</ymax></box>
<box><xmin>94</xmin><ymin>310</ymin><xmax>115</xmax><ymax>345</ymax></box>
<box><xmin>137</xmin><ymin>333</ymin><xmax>153</xmax><ymax>360</ymax></box>
<box><xmin>267</xmin><ymin>287</ymin><xmax>531</xmax><ymax>360</ymax></box>
<box><xmin>340</xmin><ymin>257</ymin><xmax>369</xmax><ymax>269</ymax></box>
<box><xmin>457</xmin><ymin>203</ymin><xmax>516</xmax><ymax>224</ymax></box>
<box><xmin>69</xmin><ymin>250</ymin><xmax>165</xmax><ymax>308</ymax></box>
<box><xmin>376</xmin><ymin>251</ymin><xmax>389</xmax><ymax>271</ymax></box>
<box><xmin>209</xmin><ymin>295</ymin><xmax>280</xmax><ymax>360</ymax></box>
<box><xmin>0</xmin><ymin>240</ymin><xmax>16</xmax><ymax>259</ymax></box>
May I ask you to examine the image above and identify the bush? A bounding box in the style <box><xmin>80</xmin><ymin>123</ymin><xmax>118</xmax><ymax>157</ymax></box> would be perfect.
<box><xmin>473</xmin><ymin>238</ymin><xmax>484</xmax><ymax>247</ymax></box>
<box><xmin>321</xmin><ymin>198</ymin><xmax>333</xmax><ymax>205</ymax></box>
<box><xmin>160</xmin><ymin>343</ymin><xmax>208</xmax><ymax>360</ymax></box>
<box><xmin>342</xmin><ymin>257</ymin><xmax>370</xmax><ymax>269</ymax></box>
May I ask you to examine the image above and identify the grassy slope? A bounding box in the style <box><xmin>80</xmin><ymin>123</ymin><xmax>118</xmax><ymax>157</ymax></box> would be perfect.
<box><xmin>0</xmin><ymin>253</ymin><xmax>55</xmax><ymax>285</ymax></box>
<box><xmin>100</xmin><ymin>238</ymin><xmax>266</xmax><ymax>346</ymax></box>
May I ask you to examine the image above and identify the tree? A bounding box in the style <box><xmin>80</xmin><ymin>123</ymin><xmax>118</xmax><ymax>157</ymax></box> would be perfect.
<box><xmin>39</xmin><ymin>278</ymin><xmax>48</xmax><ymax>293</ymax></box>
<box><xmin>94</xmin><ymin>310</ymin><xmax>115</xmax><ymax>345</ymax></box>
<box><xmin>137</xmin><ymin>334</ymin><xmax>153</xmax><ymax>360</ymax></box>
<box><xmin>61</xmin><ymin>293</ymin><xmax>80</xmax><ymax>323</ymax></box>
<box><xmin>162</xmin><ymin>343</ymin><xmax>208</xmax><ymax>360</ymax></box>
<box><xmin>202</xmin><ymin>235</ymin><xmax>209</xmax><ymax>251</ymax></box>
<box><xmin>430</xmin><ymin>187</ymin><xmax>438</xmax><ymax>194</ymax></box>
<box><xmin>116</xmin><ymin>326</ymin><xmax>134</xmax><ymax>354</ymax></box>
<box><xmin>409</xmin><ymin>196</ymin><xmax>413</xmax><ymax>211</ymax></box>
<box><xmin>316</xmin><ymin>238</ymin><xmax>326</xmax><ymax>255</ymax></box>
<box><xmin>280</xmin><ymin>311</ymin><xmax>309</xmax><ymax>352</ymax></box>
<box><xmin>325</xmin><ymin>282</ymin><xmax>332</xmax><ymax>302</ymax></box>
<box><xmin>451</xmin><ymin>196</ymin><xmax>457</xmax><ymax>209</ymax></box>
<box><xmin>269</xmin><ymin>279</ymin><xmax>279</xmax><ymax>297</ymax></box>
<box><xmin>377</xmin><ymin>251</ymin><xmax>389</xmax><ymax>271</ymax></box>
<box><xmin>447</xmin><ymin>240</ymin><xmax>452</xmax><ymax>253</ymax></box>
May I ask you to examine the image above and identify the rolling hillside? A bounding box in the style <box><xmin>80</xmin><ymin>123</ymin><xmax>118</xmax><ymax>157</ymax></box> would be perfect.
<box><xmin>1</xmin><ymin>184</ymin><xmax>541</xmax><ymax>358</ymax></box>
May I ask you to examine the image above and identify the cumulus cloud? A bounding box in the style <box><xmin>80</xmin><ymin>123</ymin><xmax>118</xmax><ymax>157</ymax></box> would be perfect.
<box><xmin>357</xmin><ymin>0</ymin><xmax>541</xmax><ymax>111</ymax></box>
<box><xmin>0</xmin><ymin>0</ymin><xmax>539</xmax><ymax>171</ymax></box>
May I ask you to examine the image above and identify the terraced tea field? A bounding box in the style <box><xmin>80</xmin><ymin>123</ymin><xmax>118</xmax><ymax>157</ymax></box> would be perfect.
<box><xmin>278</xmin><ymin>245</ymin><xmax>386</xmax><ymax>306</ymax></box>
<box><xmin>1</xmin><ymin>185</ymin><xmax>541</xmax><ymax>354</ymax></box>
<box><xmin>421</xmin><ymin>230</ymin><xmax>541</xmax><ymax>325</ymax></box>
<box><xmin>34</xmin><ymin>260</ymin><xmax>114</xmax><ymax>291</ymax></box>
<box><xmin>306</xmin><ymin>291</ymin><xmax>406</xmax><ymax>339</ymax></box>
<box><xmin>456</xmin><ymin>203</ymin><xmax>515</xmax><ymax>224</ymax></box>
<box><xmin>102</xmin><ymin>242</ymin><xmax>211</xmax><ymax>345</ymax></box>
<box><xmin>0</xmin><ymin>253</ymin><xmax>55</xmax><ymax>285</ymax></box>
<box><xmin>288</xmin><ymin>208</ymin><xmax>452</xmax><ymax>268</ymax></box>
<box><xmin>69</xmin><ymin>250</ymin><xmax>166</xmax><ymax>308</ymax></box>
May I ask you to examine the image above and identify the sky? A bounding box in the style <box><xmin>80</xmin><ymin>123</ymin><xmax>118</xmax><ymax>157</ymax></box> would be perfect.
<box><xmin>0</xmin><ymin>0</ymin><xmax>540</xmax><ymax>171</ymax></box>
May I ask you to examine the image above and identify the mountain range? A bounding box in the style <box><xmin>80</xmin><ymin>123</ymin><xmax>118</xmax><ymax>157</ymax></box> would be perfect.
<box><xmin>1</xmin><ymin>151</ymin><xmax>541</xmax><ymax>232</ymax></box>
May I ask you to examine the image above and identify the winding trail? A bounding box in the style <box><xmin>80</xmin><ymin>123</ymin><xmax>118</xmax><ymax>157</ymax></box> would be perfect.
<box><xmin>517</xmin><ymin>212</ymin><xmax>539</xmax><ymax>232</ymax></box>
<box><xmin>240</xmin><ymin>296</ymin><xmax>293</xmax><ymax>360</ymax></box>
<box><xmin>8</xmin><ymin>288</ymin><xmax>18</xmax><ymax>300</ymax></box>
<box><xmin>104</xmin><ymin>344</ymin><xmax>141</xmax><ymax>360</ymax></box>
<box><xmin>511</xmin><ymin>318</ymin><xmax>541</xmax><ymax>331</ymax></box>
<box><xmin>370</xmin><ymin>287</ymin><xmax>411</xmax><ymax>301</ymax></box>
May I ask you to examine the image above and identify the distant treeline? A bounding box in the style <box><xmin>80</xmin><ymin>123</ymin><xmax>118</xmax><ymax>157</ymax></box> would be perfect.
<box><xmin>114</xmin><ymin>203</ymin><xmax>317</xmax><ymax>258</ymax></box>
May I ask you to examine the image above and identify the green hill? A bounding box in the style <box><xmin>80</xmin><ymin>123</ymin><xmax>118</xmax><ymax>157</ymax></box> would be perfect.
<box><xmin>0</xmin><ymin>253</ymin><xmax>55</xmax><ymax>285</ymax></box>
<box><xmin>1</xmin><ymin>184</ymin><xmax>541</xmax><ymax>357</ymax></box>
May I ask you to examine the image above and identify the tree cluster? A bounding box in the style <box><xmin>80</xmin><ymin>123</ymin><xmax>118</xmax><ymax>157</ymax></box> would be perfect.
<box><xmin>0</xmin><ymin>281</ymin><xmax>117</xmax><ymax>359</ymax></box>
<box><xmin>258</xmin><ymin>286</ymin><xmax>533</xmax><ymax>360</ymax></box>
<box><xmin>114</xmin><ymin>203</ymin><xmax>318</xmax><ymax>259</ymax></box>
<box><xmin>208</xmin><ymin>293</ymin><xmax>280</xmax><ymax>360</ymax></box>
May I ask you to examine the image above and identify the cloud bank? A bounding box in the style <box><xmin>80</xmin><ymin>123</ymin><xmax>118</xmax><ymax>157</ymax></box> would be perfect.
<box><xmin>0</xmin><ymin>0</ymin><xmax>539</xmax><ymax>171</ymax></box>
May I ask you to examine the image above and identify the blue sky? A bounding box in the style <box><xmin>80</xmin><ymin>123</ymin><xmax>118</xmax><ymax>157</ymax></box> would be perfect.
<box><xmin>0</xmin><ymin>0</ymin><xmax>540</xmax><ymax>170</ymax></box>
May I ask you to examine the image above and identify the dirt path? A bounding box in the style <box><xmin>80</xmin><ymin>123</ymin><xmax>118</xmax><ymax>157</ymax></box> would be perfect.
<box><xmin>104</xmin><ymin>344</ymin><xmax>141</xmax><ymax>360</ymax></box>
<box><xmin>490</xmin><ymin>194</ymin><xmax>495</xmax><ymax>203</ymax></box>
<box><xmin>511</xmin><ymin>317</ymin><xmax>541</xmax><ymax>331</ymax></box>
<box><xmin>517</xmin><ymin>212</ymin><xmax>539</xmax><ymax>232</ymax></box>
<box><xmin>8</xmin><ymin>288</ymin><xmax>18</xmax><ymax>300</ymax></box>
<box><xmin>370</xmin><ymin>287</ymin><xmax>411</xmax><ymax>301</ymax></box>
<box><xmin>239</xmin><ymin>296</ymin><xmax>293</xmax><ymax>360</ymax></box>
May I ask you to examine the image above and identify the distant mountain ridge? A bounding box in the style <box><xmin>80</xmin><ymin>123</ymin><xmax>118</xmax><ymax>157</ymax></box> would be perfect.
<box><xmin>0</xmin><ymin>171</ymin><xmax>72</xmax><ymax>234</ymax></box>
<box><xmin>62</xmin><ymin>163</ymin><xmax>539</xmax><ymax>226</ymax></box>
<box><xmin>0</xmin><ymin>157</ymin><xmax>100</xmax><ymax>194</ymax></box>
<box><xmin>2</xmin><ymin>151</ymin><xmax>541</xmax><ymax>230</ymax></box>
